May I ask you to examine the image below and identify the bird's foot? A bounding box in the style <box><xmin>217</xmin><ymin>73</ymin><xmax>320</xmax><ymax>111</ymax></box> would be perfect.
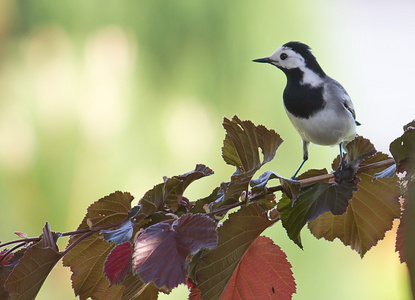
<box><xmin>333</xmin><ymin>162</ymin><xmax>356</xmax><ymax>184</ymax></box>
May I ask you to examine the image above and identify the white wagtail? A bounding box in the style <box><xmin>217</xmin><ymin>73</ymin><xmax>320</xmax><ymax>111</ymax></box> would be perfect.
<box><xmin>253</xmin><ymin>41</ymin><xmax>360</xmax><ymax>179</ymax></box>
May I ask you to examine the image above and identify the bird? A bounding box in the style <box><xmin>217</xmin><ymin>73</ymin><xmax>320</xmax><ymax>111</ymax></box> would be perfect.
<box><xmin>253</xmin><ymin>41</ymin><xmax>359</xmax><ymax>179</ymax></box>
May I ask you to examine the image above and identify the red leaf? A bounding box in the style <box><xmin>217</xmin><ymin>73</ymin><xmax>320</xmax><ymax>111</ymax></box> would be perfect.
<box><xmin>104</xmin><ymin>242</ymin><xmax>133</xmax><ymax>285</ymax></box>
<box><xmin>132</xmin><ymin>214</ymin><xmax>217</xmax><ymax>290</ymax></box>
<box><xmin>221</xmin><ymin>236</ymin><xmax>295</xmax><ymax>300</ymax></box>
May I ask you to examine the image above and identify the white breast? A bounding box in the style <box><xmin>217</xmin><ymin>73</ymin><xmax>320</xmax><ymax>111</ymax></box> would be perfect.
<box><xmin>285</xmin><ymin>107</ymin><xmax>357</xmax><ymax>146</ymax></box>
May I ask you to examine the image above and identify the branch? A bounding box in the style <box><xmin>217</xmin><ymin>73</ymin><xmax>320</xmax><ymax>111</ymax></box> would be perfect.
<box><xmin>0</xmin><ymin>221</ymin><xmax>124</xmax><ymax>255</ymax></box>
<box><xmin>209</xmin><ymin>158</ymin><xmax>395</xmax><ymax>216</ymax></box>
<box><xmin>1</xmin><ymin>159</ymin><xmax>395</xmax><ymax>255</ymax></box>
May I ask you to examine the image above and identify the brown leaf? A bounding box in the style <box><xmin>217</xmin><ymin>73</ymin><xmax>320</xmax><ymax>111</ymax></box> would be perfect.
<box><xmin>5</xmin><ymin>223</ymin><xmax>62</xmax><ymax>300</ymax></box>
<box><xmin>308</xmin><ymin>153</ymin><xmax>401</xmax><ymax>257</ymax></box>
<box><xmin>62</xmin><ymin>191</ymin><xmax>139</xmax><ymax>299</ymax></box>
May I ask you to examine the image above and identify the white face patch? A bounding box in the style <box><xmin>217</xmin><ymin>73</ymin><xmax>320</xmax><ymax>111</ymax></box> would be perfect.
<box><xmin>268</xmin><ymin>46</ymin><xmax>306</xmax><ymax>69</ymax></box>
<box><xmin>267</xmin><ymin>46</ymin><xmax>323</xmax><ymax>87</ymax></box>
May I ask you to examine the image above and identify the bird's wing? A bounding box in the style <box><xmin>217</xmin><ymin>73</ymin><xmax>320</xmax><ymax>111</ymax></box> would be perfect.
<box><xmin>342</xmin><ymin>94</ymin><xmax>361</xmax><ymax>125</ymax></box>
<box><xmin>325</xmin><ymin>76</ymin><xmax>361</xmax><ymax>126</ymax></box>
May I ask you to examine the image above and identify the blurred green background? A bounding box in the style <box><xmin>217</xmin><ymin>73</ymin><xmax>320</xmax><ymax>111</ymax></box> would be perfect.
<box><xmin>0</xmin><ymin>0</ymin><xmax>413</xmax><ymax>299</ymax></box>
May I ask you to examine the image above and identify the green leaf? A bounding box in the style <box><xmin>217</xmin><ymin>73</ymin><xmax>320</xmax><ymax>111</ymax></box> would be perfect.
<box><xmin>195</xmin><ymin>204</ymin><xmax>274</xmax><ymax>300</ymax></box>
<box><xmin>308</xmin><ymin>153</ymin><xmax>401</xmax><ymax>257</ymax></box>
<box><xmin>390</xmin><ymin>120</ymin><xmax>415</xmax><ymax>177</ymax></box>
<box><xmin>220</xmin><ymin>236</ymin><xmax>296</xmax><ymax>300</ymax></box>
<box><xmin>62</xmin><ymin>191</ymin><xmax>147</xmax><ymax>299</ymax></box>
<box><xmin>278</xmin><ymin>168</ymin><xmax>356</xmax><ymax>249</ymax></box>
<box><xmin>210</xmin><ymin>116</ymin><xmax>283</xmax><ymax>211</ymax></box>
<box><xmin>4</xmin><ymin>223</ymin><xmax>62</xmax><ymax>300</ymax></box>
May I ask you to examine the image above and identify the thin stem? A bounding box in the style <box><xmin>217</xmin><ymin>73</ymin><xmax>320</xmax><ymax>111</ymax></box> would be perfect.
<box><xmin>356</xmin><ymin>158</ymin><xmax>394</xmax><ymax>173</ymax></box>
<box><xmin>60</xmin><ymin>231</ymin><xmax>97</xmax><ymax>256</ymax></box>
<box><xmin>60</xmin><ymin>221</ymin><xmax>124</xmax><ymax>255</ymax></box>
<box><xmin>0</xmin><ymin>221</ymin><xmax>124</xmax><ymax>255</ymax></box>
<box><xmin>0</xmin><ymin>237</ymin><xmax>40</xmax><ymax>249</ymax></box>
<box><xmin>60</xmin><ymin>221</ymin><xmax>124</xmax><ymax>237</ymax></box>
<box><xmin>0</xmin><ymin>241</ymin><xmax>27</xmax><ymax>264</ymax></box>
<box><xmin>208</xmin><ymin>201</ymin><xmax>244</xmax><ymax>216</ymax></box>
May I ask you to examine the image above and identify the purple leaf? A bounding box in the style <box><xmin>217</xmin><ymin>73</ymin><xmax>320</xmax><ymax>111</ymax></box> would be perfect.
<box><xmin>104</xmin><ymin>242</ymin><xmax>133</xmax><ymax>285</ymax></box>
<box><xmin>132</xmin><ymin>214</ymin><xmax>217</xmax><ymax>290</ymax></box>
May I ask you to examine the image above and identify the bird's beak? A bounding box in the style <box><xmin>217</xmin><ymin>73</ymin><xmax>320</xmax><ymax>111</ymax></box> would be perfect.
<box><xmin>252</xmin><ymin>57</ymin><xmax>271</xmax><ymax>63</ymax></box>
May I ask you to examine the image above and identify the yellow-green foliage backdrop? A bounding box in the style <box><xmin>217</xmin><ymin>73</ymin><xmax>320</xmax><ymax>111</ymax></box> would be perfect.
<box><xmin>0</xmin><ymin>0</ymin><xmax>413</xmax><ymax>299</ymax></box>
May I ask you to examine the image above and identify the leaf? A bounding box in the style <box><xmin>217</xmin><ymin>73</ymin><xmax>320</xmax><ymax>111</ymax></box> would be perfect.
<box><xmin>210</xmin><ymin>116</ymin><xmax>283</xmax><ymax>211</ymax></box>
<box><xmin>308</xmin><ymin>153</ymin><xmax>401</xmax><ymax>257</ymax></box>
<box><xmin>221</xmin><ymin>236</ymin><xmax>295</xmax><ymax>300</ymax></box>
<box><xmin>278</xmin><ymin>169</ymin><xmax>356</xmax><ymax>248</ymax></box>
<box><xmin>390</xmin><ymin>120</ymin><xmax>415</xmax><ymax>177</ymax></box>
<box><xmin>222</xmin><ymin>116</ymin><xmax>283</xmax><ymax>172</ymax></box>
<box><xmin>190</xmin><ymin>187</ymin><xmax>221</xmax><ymax>213</ymax></box>
<box><xmin>121</xmin><ymin>276</ymin><xmax>159</xmax><ymax>300</ymax></box>
<box><xmin>0</xmin><ymin>249</ymin><xmax>26</xmax><ymax>299</ymax></box>
<box><xmin>104</xmin><ymin>242</ymin><xmax>133</xmax><ymax>285</ymax></box>
<box><xmin>132</xmin><ymin>214</ymin><xmax>217</xmax><ymax>290</ymax></box>
<box><xmin>62</xmin><ymin>191</ymin><xmax>137</xmax><ymax>299</ymax></box>
<box><xmin>251</xmin><ymin>171</ymin><xmax>301</xmax><ymax>202</ymax></box>
<box><xmin>137</xmin><ymin>164</ymin><xmax>214</xmax><ymax>218</ymax></box>
<box><xmin>344</xmin><ymin>136</ymin><xmax>377</xmax><ymax>165</ymax></box>
<box><xmin>102</xmin><ymin>219</ymin><xmax>134</xmax><ymax>244</ymax></box>
<box><xmin>194</xmin><ymin>204</ymin><xmax>274</xmax><ymax>300</ymax></box>
<box><xmin>14</xmin><ymin>232</ymin><xmax>28</xmax><ymax>239</ymax></box>
<box><xmin>250</xmin><ymin>170</ymin><xmax>281</xmax><ymax>192</ymax></box>
<box><xmin>332</xmin><ymin>136</ymin><xmax>377</xmax><ymax>183</ymax></box>
<box><xmin>5</xmin><ymin>223</ymin><xmax>62</xmax><ymax>300</ymax></box>
<box><xmin>374</xmin><ymin>164</ymin><xmax>397</xmax><ymax>179</ymax></box>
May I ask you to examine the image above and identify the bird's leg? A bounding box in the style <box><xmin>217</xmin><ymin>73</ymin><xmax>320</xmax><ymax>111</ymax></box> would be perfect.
<box><xmin>339</xmin><ymin>143</ymin><xmax>345</xmax><ymax>171</ymax></box>
<box><xmin>291</xmin><ymin>158</ymin><xmax>307</xmax><ymax>180</ymax></box>
<box><xmin>291</xmin><ymin>141</ymin><xmax>309</xmax><ymax>180</ymax></box>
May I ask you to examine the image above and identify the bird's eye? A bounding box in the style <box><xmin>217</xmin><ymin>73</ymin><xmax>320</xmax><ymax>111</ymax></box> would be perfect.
<box><xmin>280</xmin><ymin>53</ymin><xmax>288</xmax><ymax>60</ymax></box>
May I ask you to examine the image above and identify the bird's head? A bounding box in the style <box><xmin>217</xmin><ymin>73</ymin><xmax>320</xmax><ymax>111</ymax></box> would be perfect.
<box><xmin>253</xmin><ymin>41</ymin><xmax>325</xmax><ymax>77</ymax></box>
